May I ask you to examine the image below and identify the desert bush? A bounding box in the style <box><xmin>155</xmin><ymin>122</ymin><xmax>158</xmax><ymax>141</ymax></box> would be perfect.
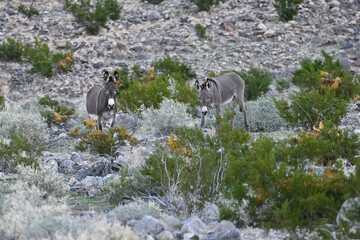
<box><xmin>284</xmin><ymin>120</ymin><xmax>359</xmax><ymax>166</ymax></box>
<box><xmin>274</xmin><ymin>88</ymin><xmax>348</xmax><ymax>129</ymax></box>
<box><xmin>0</xmin><ymin>98</ymin><xmax>48</xmax><ymax>144</ymax></box>
<box><xmin>293</xmin><ymin>51</ymin><xmax>360</xmax><ymax>101</ymax></box>
<box><xmin>108</xmin><ymin>200</ymin><xmax>163</xmax><ymax>223</ymax></box>
<box><xmin>275</xmin><ymin>78</ymin><xmax>290</xmax><ymax>92</ymax></box>
<box><xmin>142</xmin><ymin>0</ymin><xmax>164</xmax><ymax>4</ymax></box>
<box><xmin>0</xmin><ymin>95</ymin><xmax>4</xmax><ymax>111</ymax></box>
<box><xmin>195</xmin><ymin>24</ymin><xmax>206</xmax><ymax>38</ymax></box>
<box><xmin>223</xmin><ymin>125</ymin><xmax>360</xmax><ymax>229</ymax></box>
<box><xmin>0</xmin><ymin>134</ymin><xmax>42</xmax><ymax>173</ymax></box>
<box><xmin>235</xmin><ymin>97</ymin><xmax>286</xmax><ymax>132</ymax></box>
<box><xmin>141</xmin><ymin>98</ymin><xmax>196</xmax><ymax>135</ymax></box>
<box><xmin>190</xmin><ymin>0</ymin><xmax>218</xmax><ymax>12</ymax></box>
<box><xmin>275</xmin><ymin>51</ymin><xmax>360</xmax><ymax>129</ymax></box>
<box><xmin>18</xmin><ymin>4</ymin><xmax>39</xmax><ymax>18</ymax></box>
<box><xmin>101</xmin><ymin>167</ymin><xmax>152</xmax><ymax>205</ymax></box>
<box><xmin>24</xmin><ymin>37</ymin><xmax>74</xmax><ymax>77</ymax></box>
<box><xmin>39</xmin><ymin>95</ymin><xmax>75</xmax><ymax>125</ymax></box>
<box><xmin>0</xmin><ymin>165</ymin><xmax>68</xmax><ymax>239</ymax></box>
<box><xmin>118</xmin><ymin>57</ymin><xmax>198</xmax><ymax>114</ymax></box>
<box><xmin>142</xmin><ymin>114</ymin><xmax>250</xmax><ymax>214</ymax></box>
<box><xmin>65</xmin><ymin>0</ymin><xmax>122</xmax><ymax>35</ymax></box>
<box><xmin>73</xmin><ymin>122</ymin><xmax>136</xmax><ymax>155</ymax></box>
<box><xmin>274</xmin><ymin>0</ymin><xmax>303</xmax><ymax>21</ymax></box>
<box><xmin>219</xmin><ymin>66</ymin><xmax>272</xmax><ymax>101</ymax></box>
<box><xmin>0</xmin><ymin>38</ymin><xmax>24</xmax><ymax>61</ymax></box>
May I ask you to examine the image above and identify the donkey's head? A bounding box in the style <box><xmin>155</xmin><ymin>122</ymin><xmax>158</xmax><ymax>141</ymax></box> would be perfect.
<box><xmin>102</xmin><ymin>70</ymin><xmax>119</xmax><ymax>110</ymax></box>
<box><xmin>195</xmin><ymin>78</ymin><xmax>212</xmax><ymax>116</ymax></box>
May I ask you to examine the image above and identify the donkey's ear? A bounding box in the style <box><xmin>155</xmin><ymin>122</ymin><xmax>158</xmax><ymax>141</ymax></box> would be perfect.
<box><xmin>113</xmin><ymin>71</ymin><xmax>119</xmax><ymax>81</ymax></box>
<box><xmin>195</xmin><ymin>80</ymin><xmax>201</xmax><ymax>91</ymax></box>
<box><xmin>102</xmin><ymin>70</ymin><xmax>109</xmax><ymax>81</ymax></box>
<box><xmin>206</xmin><ymin>78</ymin><xmax>211</xmax><ymax>89</ymax></box>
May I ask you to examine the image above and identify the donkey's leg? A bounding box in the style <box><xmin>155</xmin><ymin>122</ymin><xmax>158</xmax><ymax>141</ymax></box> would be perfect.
<box><xmin>236</xmin><ymin>97</ymin><xmax>249</xmax><ymax>132</ymax></box>
<box><xmin>110</xmin><ymin>113</ymin><xmax>116</xmax><ymax>128</ymax></box>
<box><xmin>228</xmin><ymin>101</ymin><xmax>235</xmax><ymax>130</ymax></box>
<box><xmin>215</xmin><ymin>106</ymin><xmax>221</xmax><ymax>129</ymax></box>
<box><xmin>98</xmin><ymin>115</ymin><xmax>103</xmax><ymax>131</ymax></box>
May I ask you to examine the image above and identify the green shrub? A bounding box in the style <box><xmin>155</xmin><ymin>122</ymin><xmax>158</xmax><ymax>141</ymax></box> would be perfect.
<box><xmin>0</xmin><ymin>134</ymin><xmax>42</xmax><ymax>173</ymax></box>
<box><xmin>293</xmin><ymin>50</ymin><xmax>360</xmax><ymax>101</ymax></box>
<box><xmin>65</xmin><ymin>0</ymin><xmax>122</xmax><ymax>35</ymax></box>
<box><xmin>0</xmin><ymin>95</ymin><xmax>4</xmax><ymax>111</ymax></box>
<box><xmin>274</xmin><ymin>88</ymin><xmax>348</xmax><ymax>129</ymax></box>
<box><xmin>151</xmin><ymin>55</ymin><xmax>196</xmax><ymax>82</ymax></box>
<box><xmin>142</xmin><ymin>0</ymin><xmax>164</xmax><ymax>4</ymax></box>
<box><xmin>142</xmin><ymin>114</ymin><xmax>250</xmax><ymax>213</ymax></box>
<box><xmin>141</xmin><ymin>98</ymin><xmax>196</xmax><ymax>135</ymax></box>
<box><xmin>39</xmin><ymin>95</ymin><xmax>75</xmax><ymax>125</ymax></box>
<box><xmin>274</xmin><ymin>0</ymin><xmax>303</xmax><ymax>21</ymax></box>
<box><xmin>275</xmin><ymin>51</ymin><xmax>360</xmax><ymax>130</ymax></box>
<box><xmin>118</xmin><ymin>57</ymin><xmax>198</xmax><ymax>115</ymax></box>
<box><xmin>195</xmin><ymin>24</ymin><xmax>206</xmax><ymax>38</ymax></box>
<box><xmin>275</xmin><ymin>78</ymin><xmax>290</xmax><ymax>92</ymax></box>
<box><xmin>222</xmin><ymin>121</ymin><xmax>360</xmax><ymax>229</ymax></box>
<box><xmin>190</xmin><ymin>0</ymin><xmax>217</xmax><ymax>12</ymax></box>
<box><xmin>24</xmin><ymin>37</ymin><xmax>74</xmax><ymax>77</ymax></box>
<box><xmin>0</xmin><ymin>38</ymin><xmax>24</xmax><ymax>61</ymax></box>
<box><xmin>73</xmin><ymin>123</ymin><xmax>137</xmax><ymax>155</ymax></box>
<box><xmin>235</xmin><ymin>97</ymin><xmax>286</xmax><ymax>132</ymax></box>
<box><xmin>220</xmin><ymin>67</ymin><xmax>272</xmax><ymax>101</ymax></box>
<box><xmin>18</xmin><ymin>4</ymin><xmax>39</xmax><ymax>18</ymax></box>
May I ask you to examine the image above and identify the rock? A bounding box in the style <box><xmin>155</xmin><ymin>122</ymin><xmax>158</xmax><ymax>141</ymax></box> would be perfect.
<box><xmin>75</xmin><ymin>161</ymin><xmax>112</xmax><ymax>180</ymax></box>
<box><xmin>336</xmin><ymin>197</ymin><xmax>360</xmax><ymax>227</ymax></box>
<box><xmin>213</xmin><ymin>220</ymin><xmax>237</xmax><ymax>233</ymax></box>
<box><xmin>332</xmin><ymin>24</ymin><xmax>351</xmax><ymax>35</ymax></box>
<box><xmin>264</xmin><ymin>29</ymin><xmax>276</xmax><ymax>38</ymax></box>
<box><xmin>59</xmin><ymin>159</ymin><xmax>75</xmax><ymax>174</ymax></box>
<box><xmin>155</xmin><ymin>230</ymin><xmax>174</xmax><ymax>240</ymax></box>
<box><xmin>146</xmin><ymin>11</ymin><xmax>161</xmax><ymax>21</ymax></box>
<box><xmin>133</xmin><ymin>216</ymin><xmax>167</xmax><ymax>235</ymax></box>
<box><xmin>181</xmin><ymin>216</ymin><xmax>206</xmax><ymax>235</ymax></box>
<box><xmin>164</xmin><ymin>216</ymin><xmax>183</xmax><ymax>230</ymax></box>
<box><xmin>355</xmin><ymin>101</ymin><xmax>360</xmax><ymax>109</ymax></box>
<box><xmin>311</xmin><ymin>37</ymin><xmax>332</xmax><ymax>47</ymax></box>
<box><xmin>80</xmin><ymin>176</ymin><xmax>105</xmax><ymax>188</ymax></box>
<box><xmin>222</xmin><ymin>21</ymin><xmax>235</xmax><ymax>31</ymax></box>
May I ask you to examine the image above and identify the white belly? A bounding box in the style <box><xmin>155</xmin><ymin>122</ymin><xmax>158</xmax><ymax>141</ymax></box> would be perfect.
<box><xmin>220</xmin><ymin>94</ymin><xmax>236</xmax><ymax>106</ymax></box>
<box><xmin>103</xmin><ymin>110</ymin><xmax>116</xmax><ymax>122</ymax></box>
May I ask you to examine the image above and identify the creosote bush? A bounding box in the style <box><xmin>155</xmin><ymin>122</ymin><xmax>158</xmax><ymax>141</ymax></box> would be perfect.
<box><xmin>222</xmin><ymin>122</ymin><xmax>360</xmax><ymax>229</ymax></box>
<box><xmin>0</xmin><ymin>38</ymin><xmax>24</xmax><ymax>61</ymax></box>
<box><xmin>275</xmin><ymin>51</ymin><xmax>360</xmax><ymax>129</ymax></box>
<box><xmin>72</xmin><ymin>122</ymin><xmax>136</xmax><ymax>155</ymax></box>
<box><xmin>18</xmin><ymin>4</ymin><xmax>39</xmax><ymax>18</ymax></box>
<box><xmin>0</xmin><ymin>134</ymin><xmax>42</xmax><ymax>173</ymax></box>
<box><xmin>219</xmin><ymin>66</ymin><xmax>272</xmax><ymax>101</ymax></box>
<box><xmin>39</xmin><ymin>95</ymin><xmax>75</xmax><ymax>125</ymax></box>
<box><xmin>190</xmin><ymin>0</ymin><xmax>219</xmax><ymax>12</ymax></box>
<box><xmin>195</xmin><ymin>24</ymin><xmax>206</xmax><ymax>38</ymax></box>
<box><xmin>24</xmin><ymin>37</ymin><xmax>75</xmax><ymax>77</ymax></box>
<box><xmin>274</xmin><ymin>0</ymin><xmax>303</xmax><ymax>21</ymax></box>
<box><xmin>141</xmin><ymin>98</ymin><xmax>196</xmax><ymax>135</ymax></box>
<box><xmin>65</xmin><ymin>0</ymin><xmax>122</xmax><ymax>35</ymax></box>
<box><xmin>142</xmin><ymin>113</ymin><xmax>250</xmax><ymax>214</ymax></box>
<box><xmin>117</xmin><ymin>56</ymin><xmax>198</xmax><ymax>115</ymax></box>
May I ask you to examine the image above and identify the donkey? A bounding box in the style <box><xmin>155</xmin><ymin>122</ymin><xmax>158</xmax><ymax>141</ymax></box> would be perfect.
<box><xmin>86</xmin><ymin>70</ymin><xmax>119</xmax><ymax>131</ymax></box>
<box><xmin>195</xmin><ymin>72</ymin><xmax>249</xmax><ymax>131</ymax></box>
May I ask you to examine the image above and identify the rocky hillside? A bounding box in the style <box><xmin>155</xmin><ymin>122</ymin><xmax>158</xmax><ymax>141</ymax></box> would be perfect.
<box><xmin>1</xmin><ymin>0</ymin><xmax>359</xmax><ymax>100</ymax></box>
<box><xmin>1</xmin><ymin>0</ymin><xmax>360</xmax><ymax>239</ymax></box>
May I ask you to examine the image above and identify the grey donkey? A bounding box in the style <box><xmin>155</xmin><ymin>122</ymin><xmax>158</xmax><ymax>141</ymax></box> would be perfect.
<box><xmin>86</xmin><ymin>70</ymin><xmax>119</xmax><ymax>131</ymax></box>
<box><xmin>195</xmin><ymin>72</ymin><xmax>249</xmax><ymax>131</ymax></box>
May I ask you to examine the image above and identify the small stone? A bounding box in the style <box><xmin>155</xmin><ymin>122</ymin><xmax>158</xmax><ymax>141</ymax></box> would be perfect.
<box><xmin>93</xmin><ymin>62</ymin><xmax>104</xmax><ymax>69</ymax></box>
<box><xmin>181</xmin><ymin>217</ymin><xmax>205</xmax><ymax>235</ymax></box>
<box><xmin>133</xmin><ymin>216</ymin><xmax>167</xmax><ymax>235</ymax></box>
<box><xmin>156</xmin><ymin>230</ymin><xmax>174</xmax><ymax>240</ymax></box>
<box><xmin>264</xmin><ymin>29</ymin><xmax>276</xmax><ymax>38</ymax></box>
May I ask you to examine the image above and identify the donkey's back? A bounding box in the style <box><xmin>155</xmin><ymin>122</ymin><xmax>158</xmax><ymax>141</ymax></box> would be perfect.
<box><xmin>86</xmin><ymin>85</ymin><xmax>102</xmax><ymax>115</ymax></box>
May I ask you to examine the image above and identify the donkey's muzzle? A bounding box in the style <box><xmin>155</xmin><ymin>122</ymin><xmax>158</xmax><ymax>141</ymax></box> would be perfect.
<box><xmin>201</xmin><ymin>106</ymin><xmax>208</xmax><ymax>116</ymax></box>
<box><xmin>108</xmin><ymin>98</ymin><xmax>115</xmax><ymax>110</ymax></box>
